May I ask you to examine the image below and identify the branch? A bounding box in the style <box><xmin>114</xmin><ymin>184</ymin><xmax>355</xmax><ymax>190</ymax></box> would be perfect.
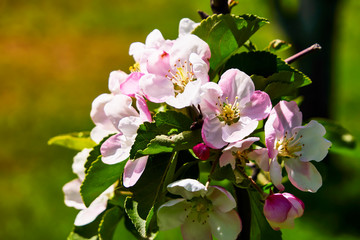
<box><xmin>285</xmin><ymin>43</ymin><xmax>322</xmax><ymax>64</ymax></box>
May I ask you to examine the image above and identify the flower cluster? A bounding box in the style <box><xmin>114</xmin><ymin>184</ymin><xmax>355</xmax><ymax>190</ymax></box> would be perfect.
<box><xmin>54</xmin><ymin>13</ymin><xmax>333</xmax><ymax>240</ymax></box>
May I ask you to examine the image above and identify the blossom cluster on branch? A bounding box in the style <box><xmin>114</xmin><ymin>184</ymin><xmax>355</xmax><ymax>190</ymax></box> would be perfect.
<box><xmin>49</xmin><ymin>12</ymin><xmax>342</xmax><ymax>240</ymax></box>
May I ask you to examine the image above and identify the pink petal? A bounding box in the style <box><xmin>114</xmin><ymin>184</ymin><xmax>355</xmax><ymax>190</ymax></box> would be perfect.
<box><xmin>224</xmin><ymin>137</ymin><xmax>259</xmax><ymax>152</ymax></box>
<box><xmin>222</xmin><ymin>118</ymin><xmax>258</xmax><ymax>143</ymax></box>
<box><xmin>248</xmin><ymin>148</ymin><xmax>270</xmax><ymax>171</ymax></box>
<box><xmin>140</xmin><ymin>74</ymin><xmax>174</xmax><ymax>103</ymax></box>
<box><xmin>101</xmin><ymin>133</ymin><xmax>130</xmax><ymax>165</ymax></box>
<box><xmin>123</xmin><ymin>156</ymin><xmax>148</xmax><ymax>188</ymax></box>
<box><xmin>90</xmin><ymin>93</ymin><xmax>114</xmax><ymax>126</ymax></box>
<box><xmin>146</xmin><ymin>50</ymin><xmax>171</xmax><ymax>76</ymax></box>
<box><xmin>284</xmin><ymin>158</ymin><xmax>322</xmax><ymax>192</ymax></box>
<box><xmin>206</xmin><ymin>186</ymin><xmax>237</xmax><ymax>212</ymax></box>
<box><xmin>135</xmin><ymin>94</ymin><xmax>152</xmax><ymax>122</ymax></box>
<box><xmin>218</xmin><ymin>69</ymin><xmax>254</xmax><ymax>106</ymax></box>
<box><xmin>242</xmin><ymin>90</ymin><xmax>272</xmax><ymax>120</ymax></box>
<box><xmin>199</xmin><ymin>82</ymin><xmax>222</xmax><ymax>117</ymax></box>
<box><xmin>120</xmin><ymin>72</ymin><xmax>144</xmax><ymax>97</ymax></box>
<box><xmin>264</xmin><ymin>194</ymin><xmax>292</xmax><ymax>223</ymax></box>
<box><xmin>202</xmin><ymin>117</ymin><xmax>227</xmax><ymax>149</ymax></box>
<box><xmin>219</xmin><ymin>150</ymin><xmax>235</xmax><ymax>169</ymax></box>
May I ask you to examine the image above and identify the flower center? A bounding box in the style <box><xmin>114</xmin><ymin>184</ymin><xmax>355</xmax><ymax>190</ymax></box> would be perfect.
<box><xmin>276</xmin><ymin>131</ymin><xmax>304</xmax><ymax>158</ymax></box>
<box><xmin>216</xmin><ymin>97</ymin><xmax>240</xmax><ymax>125</ymax></box>
<box><xmin>233</xmin><ymin>149</ymin><xmax>251</xmax><ymax>167</ymax></box>
<box><xmin>129</xmin><ymin>62</ymin><xmax>140</xmax><ymax>72</ymax></box>
<box><xmin>166</xmin><ymin>59</ymin><xmax>195</xmax><ymax>96</ymax></box>
<box><xmin>185</xmin><ymin>197</ymin><xmax>212</xmax><ymax>225</ymax></box>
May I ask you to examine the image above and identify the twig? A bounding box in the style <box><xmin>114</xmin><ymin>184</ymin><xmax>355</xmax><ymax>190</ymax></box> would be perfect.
<box><xmin>285</xmin><ymin>43</ymin><xmax>322</xmax><ymax>64</ymax></box>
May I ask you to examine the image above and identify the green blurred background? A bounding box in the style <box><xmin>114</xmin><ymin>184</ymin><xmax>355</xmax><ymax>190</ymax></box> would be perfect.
<box><xmin>1</xmin><ymin>0</ymin><xmax>360</xmax><ymax>239</ymax></box>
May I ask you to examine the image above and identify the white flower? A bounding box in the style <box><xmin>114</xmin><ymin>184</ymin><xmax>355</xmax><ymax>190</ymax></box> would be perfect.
<box><xmin>157</xmin><ymin>179</ymin><xmax>242</xmax><ymax>240</ymax></box>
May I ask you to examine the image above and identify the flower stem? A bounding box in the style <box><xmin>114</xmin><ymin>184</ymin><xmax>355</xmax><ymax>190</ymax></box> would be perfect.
<box><xmin>285</xmin><ymin>43</ymin><xmax>322</xmax><ymax>64</ymax></box>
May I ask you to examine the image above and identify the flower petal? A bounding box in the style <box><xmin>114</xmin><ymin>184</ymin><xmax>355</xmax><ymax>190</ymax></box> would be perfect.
<box><xmin>74</xmin><ymin>195</ymin><xmax>108</xmax><ymax>226</ymax></box>
<box><xmin>157</xmin><ymin>199</ymin><xmax>191</xmax><ymax>231</ymax></box>
<box><xmin>294</xmin><ymin>120</ymin><xmax>331</xmax><ymax>162</ymax></box>
<box><xmin>101</xmin><ymin>133</ymin><xmax>130</xmax><ymax>165</ymax></box>
<box><xmin>285</xmin><ymin>158</ymin><xmax>322</xmax><ymax>192</ymax></box>
<box><xmin>179</xmin><ymin>18</ymin><xmax>199</xmax><ymax>36</ymax></box>
<box><xmin>63</xmin><ymin>178</ymin><xmax>85</xmax><ymax>210</ymax></box>
<box><xmin>167</xmin><ymin>179</ymin><xmax>207</xmax><ymax>200</ymax></box>
<box><xmin>208</xmin><ymin>209</ymin><xmax>242</xmax><ymax>240</ymax></box>
<box><xmin>108</xmin><ymin>70</ymin><xmax>128</xmax><ymax>94</ymax></box>
<box><xmin>248</xmin><ymin>148</ymin><xmax>270</xmax><ymax>172</ymax></box>
<box><xmin>206</xmin><ymin>186</ymin><xmax>236</xmax><ymax>212</ymax></box>
<box><xmin>135</xmin><ymin>94</ymin><xmax>152</xmax><ymax>122</ymax></box>
<box><xmin>202</xmin><ymin>117</ymin><xmax>227</xmax><ymax>149</ymax></box>
<box><xmin>270</xmin><ymin>158</ymin><xmax>285</xmax><ymax>191</ymax></box>
<box><xmin>72</xmin><ymin>148</ymin><xmax>91</xmax><ymax>181</ymax></box>
<box><xmin>140</xmin><ymin>74</ymin><xmax>174</xmax><ymax>103</ymax></box>
<box><xmin>166</xmin><ymin>80</ymin><xmax>202</xmax><ymax>108</ymax></box>
<box><xmin>241</xmin><ymin>90</ymin><xmax>272</xmax><ymax>120</ymax></box>
<box><xmin>123</xmin><ymin>156</ymin><xmax>148</xmax><ymax>188</ymax></box>
<box><xmin>218</xmin><ymin>69</ymin><xmax>254</xmax><ymax>106</ymax></box>
<box><xmin>222</xmin><ymin>118</ymin><xmax>258</xmax><ymax>143</ymax></box>
<box><xmin>219</xmin><ymin>150</ymin><xmax>235</xmax><ymax>169</ymax></box>
<box><xmin>120</xmin><ymin>72</ymin><xmax>144</xmax><ymax>97</ymax></box>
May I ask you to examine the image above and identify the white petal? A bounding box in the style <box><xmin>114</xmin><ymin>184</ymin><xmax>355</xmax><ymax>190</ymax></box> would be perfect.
<box><xmin>179</xmin><ymin>18</ymin><xmax>199</xmax><ymax>36</ymax></box>
<box><xmin>140</xmin><ymin>74</ymin><xmax>174</xmax><ymax>103</ymax></box>
<box><xmin>219</xmin><ymin>150</ymin><xmax>235</xmax><ymax>169</ymax></box>
<box><xmin>208</xmin><ymin>209</ymin><xmax>242</xmax><ymax>240</ymax></box>
<box><xmin>202</xmin><ymin>117</ymin><xmax>227</xmax><ymax>149</ymax></box>
<box><xmin>72</xmin><ymin>148</ymin><xmax>91</xmax><ymax>181</ymax></box>
<box><xmin>294</xmin><ymin>120</ymin><xmax>331</xmax><ymax>162</ymax></box>
<box><xmin>222</xmin><ymin>118</ymin><xmax>258</xmax><ymax>143</ymax></box>
<box><xmin>63</xmin><ymin>179</ymin><xmax>85</xmax><ymax>210</ymax></box>
<box><xmin>285</xmin><ymin>158</ymin><xmax>322</xmax><ymax>192</ymax></box>
<box><xmin>248</xmin><ymin>148</ymin><xmax>270</xmax><ymax>172</ymax></box>
<box><xmin>74</xmin><ymin>195</ymin><xmax>108</xmax><ymax>226</ymax></box>
<box><xmin>101</xmin><ymin>133</ymin><xmax>130</xmax><ymax>165</ymax></box>
<box><xmin>108</xmin><ymin>70</ymin><xmax>128</xmax><ymax>94</ymax></box>
<box><xmin>167</xmin><ymin>179</ymin><xmax>207</xmax><ymax>200</ymax></box>
<box><xmin>157</xmin><ymin>199</ymin><xmax>191</xmax><ymax>231</ymax></box>
<box><xmin>166</xmin><ymin>80</ymin><xmax>202</xmax><ymax>108</ymax></box>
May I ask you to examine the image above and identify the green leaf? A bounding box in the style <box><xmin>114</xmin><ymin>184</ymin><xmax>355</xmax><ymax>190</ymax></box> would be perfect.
<box><xmin>136</xmin><ymin>130</ymin><xmax>202</xmax><ymax>157</ymax></box>
<box><xmin>98</xmin><ymin>207</ymin><xmax>123</xmax><ymax>240</ymax></box>
<box><xmin>81</xmin><ymin>157</ymin><xmax>126</xmax><ymax>207</ymax></box>
<box><xmin>247</xmin><ymin>189</ymin><xmax>282</xmax><ymax>240</ymax></box>
<box><xmin>71</xmin><ymin>211</ymin><xmax>105</xmax><ymax>240</ymax></box>
<box><xmin>192</xmin><ymin>14</ymin><xmax>268</xmax><ymax>78</ymax></box>
<box><xmin>125</xmin><ymin>197</ymin><xmax>157</xmax><ymax>239</ymax></box>
<box><xmin>210</xmin><ymin>164</ymin><xmax>236</xmax><ymax>182</ymax></box>
<box><xmin>68</xmin><ymin>232</ymin><xmax>98</xmax><ymax>240</ymax></box>
<box><xmin>48</xmin><ymin>131</ymin><xmax>96</xmax><ymax>151</ymax></box>
<box><xmin>130</xmin><ymin>111</ymin><xmax>193</xmax><ymax>159</ymax></box>
<box><xmin>128</xmin><ymin>153</ymin><xmax>173</xmax><ymax>219</ymax></box>
<box><xmin>265</xmin><ymin>39</ymin><xmax>292</xmax><ymax>53</ymax></box>
<box><xmin>313</xmin><ymin>118</ymin><xmax>356</xmax><ymax>150</ymax></box>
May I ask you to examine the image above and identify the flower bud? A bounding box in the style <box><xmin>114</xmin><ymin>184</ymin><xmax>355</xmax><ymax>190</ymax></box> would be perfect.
<box><xmin>263</xmin><ymin>193</ymin><xmax>304</xmax><ymax>230</ymax></box>
<box><xmin>193</xmin><ymin>143</ymin><xmax>210</xmax><ymax>161</ymax></box>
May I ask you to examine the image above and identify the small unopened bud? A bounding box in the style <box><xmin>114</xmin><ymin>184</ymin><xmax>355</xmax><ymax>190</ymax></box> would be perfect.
<box><xmin>193</xmin><ymin>143</ymin><xmax>211</xmax><ymax>161</ymax></box>
<box><xmin>263</xmin><ymin>193</ymin><xmax>304</xmax><ymax>230</ymax></box>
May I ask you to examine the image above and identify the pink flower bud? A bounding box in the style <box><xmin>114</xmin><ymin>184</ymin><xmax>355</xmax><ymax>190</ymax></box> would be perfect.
<box><xmin>263</xmin><ymin>193</ymin><xmax>304</xmax><ymax>230</ymax></box>
<box><xmin>193</xmin><ymin>143</ymin><xmax>210</xmax><ymax>161</ymax></box>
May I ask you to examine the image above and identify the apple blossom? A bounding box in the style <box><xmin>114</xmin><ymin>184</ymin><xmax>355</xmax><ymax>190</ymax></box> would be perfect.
<box><xmin>200</xmin><ymin>69</ymin><xmax>272</xmax><ymax>149</ymax></box>
<box><xmin>157</xmin><ymin>179</ymin><xmax>242</xmax><ymax>240</ymax></box>
<box><xmin>263</xmin><ymin>193</ymin><xmax>304</xmax><ymax>230</ymax></box>
<box><xmin>264</xmin><ymin>101</ymin><xmax>331</xmax><ymax>192</ymax></box>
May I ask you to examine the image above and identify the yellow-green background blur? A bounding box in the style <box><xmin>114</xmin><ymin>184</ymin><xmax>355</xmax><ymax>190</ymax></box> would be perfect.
<box><xmin>1</xmin><ymin>0</ymin><xmax>360</xmax><ymax>239</ymax></box>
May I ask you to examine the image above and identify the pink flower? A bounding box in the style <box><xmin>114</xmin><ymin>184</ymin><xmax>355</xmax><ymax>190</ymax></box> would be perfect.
<box><xmin>200</xmin><ymin>69</ymin><xmax>272</xmax><ymax>149</ymax></box>
<box><xmin>263</xmin><ymin>193</ymin><xmax>304</xmax><ymax>230</ymax></box>
<box><xmin>137</xmin><ymin>34</ymin><xmax>211</xmax><ymax>108</ymax></box>
<box><xmin>157</xmin><ymin>179</ymin><xmax>242</xmax><ymax>240</ymax></box>
<box><xmin>264</xmin><ymin>101</ymin><xmax>331</xmax><ymax>192</ymax></box>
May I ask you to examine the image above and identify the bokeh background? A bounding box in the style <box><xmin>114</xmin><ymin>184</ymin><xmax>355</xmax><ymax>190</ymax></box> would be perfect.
<box><xmin>1</xmin><ymin>0</ymin><xmax>360</xmax><ymax>239</ymax></box>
